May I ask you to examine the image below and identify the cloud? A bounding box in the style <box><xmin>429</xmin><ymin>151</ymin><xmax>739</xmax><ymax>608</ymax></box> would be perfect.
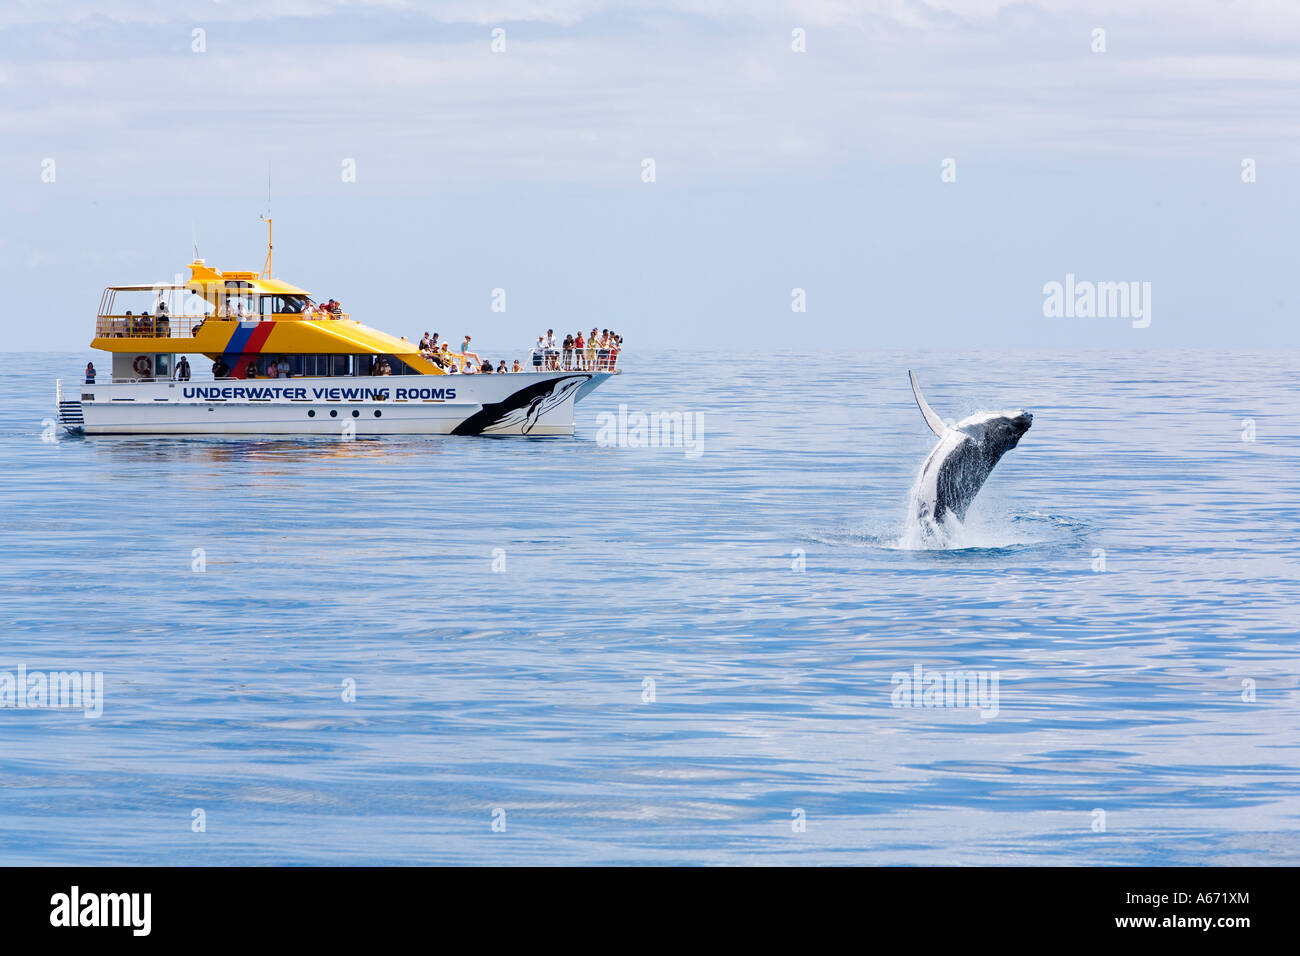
<box><xmin>2</xmin><ymin>0</ymin><xmax>1299</xmax><ymax>196</ymax></box>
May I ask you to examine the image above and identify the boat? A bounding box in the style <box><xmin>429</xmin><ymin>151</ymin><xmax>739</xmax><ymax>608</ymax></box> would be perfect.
<box><xmin>56</xmin><ymin>257</ymin><xmax>620</xmax><ymax>437</ymax></box>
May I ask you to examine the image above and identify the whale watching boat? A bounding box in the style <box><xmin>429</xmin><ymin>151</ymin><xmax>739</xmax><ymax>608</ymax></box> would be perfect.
<box><xmin>56</xmin><ymin>256</ymin><xmax>619</xmax><ymax>437</ymax></box>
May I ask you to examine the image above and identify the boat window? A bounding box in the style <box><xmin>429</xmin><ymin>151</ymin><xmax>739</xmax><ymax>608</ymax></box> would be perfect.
<box><xmin>222</xmin><ymin>281</ymin><xmax>256</xmax><ymax>319</ymax></box>
<box><xmin>154</xmin><ymin>354</ymin><xmax>172</xmax><ymax>379</ymax></box>
<box><xmin>224</xmin><ymin>294</ymin><xmax>255</xmax><ymax>318</ymax></box>
<box><xmin>331</xmin><ymin>355</ymin><xmax>350</xmax><ymax>377</ymax></box>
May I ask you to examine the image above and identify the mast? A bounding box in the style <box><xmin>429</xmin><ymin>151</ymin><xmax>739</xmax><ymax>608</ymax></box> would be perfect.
<box><xmin>260</xmin><ymin>215</ymin><xmax>272</xmax><ymax>279</ymax></box>
<box><xmin>259</xmin><ymin>165</ymin><xmax>272</xmax><ymax>279</ymax></box>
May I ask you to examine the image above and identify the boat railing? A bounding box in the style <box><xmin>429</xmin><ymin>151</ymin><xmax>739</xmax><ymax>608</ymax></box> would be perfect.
<box><xmin>416</xmin><ymin>348</ymin><xmax>622</xmax><ymax>374</ymax></box>
<box><xmin>525</xmin><ymin>347</ymin><xmax>622</xmax><ymax>373</ymax></box>
<box><xmin>94</xmin><ymin>312</ymin><xmax>352</xmax><ymax>339</ymax></box>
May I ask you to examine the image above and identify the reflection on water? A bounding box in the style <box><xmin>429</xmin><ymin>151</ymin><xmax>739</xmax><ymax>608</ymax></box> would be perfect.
<box><xmin>86</xmin><ymin>434</ymin><xmax>431</xmax><ymax>464</ymax></box>
<box><xmin>1</xmin><ymin>350</ymin><xmax>1299</xmax><ymax>864</ymax></box>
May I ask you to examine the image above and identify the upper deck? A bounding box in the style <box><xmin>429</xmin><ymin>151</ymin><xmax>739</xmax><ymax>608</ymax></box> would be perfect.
<box><xmin>94</xmin><ymin>305</ymin><xmax>351</xmax><ymax>340</ymax></box>
<box><xmin>95</xmin><ymin>261</ymin><xmax>348</xmax><ymax>339</ymax></box>
<box><xmin>91</xmin><ymin>260</ymin><xmax>442</xmax><ymax>374</ymax></box>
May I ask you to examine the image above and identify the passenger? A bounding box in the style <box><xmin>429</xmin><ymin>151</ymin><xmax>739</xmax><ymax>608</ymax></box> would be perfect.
<box><xmin>266</xmin><ymin>360</ymin><xmax>280</xmax><ymax>378</ymax></box>
<box><xmin>447</xmin><ymin>362</ymin><xmax>459</xmax><ymax>374</ymax></box>
<box><xmin>597</xmin><ymin>328</ymin><xmax>610</xmax><ymax>370</ymax></box>
<box><xmin>511</xmin><ymin>359</ymin><xmax>522</xmax><ymax>373</ymax></box>
<box><xmin>562</xmin><ymin>334</ymin><xmax>574</xmax><ymax>369</ymax></box>
<box><xmin>419</xmin><ymin>332</ymin><xmax>431</xmax><ymax>352</ymax></box>
<box><xmin>460</xmin><ymin>335</ymin><xmax>481</xmax><ymax>367</ymax></box>
<box><xmin>496</xmin><ymin>360</ymin><xmax>507</xmax><ymax>373</ymax></box>
<box><xmin>543</xmin><ymin>329</ymin><xmax>559</xmax><ymax>370</ymax></box>
<box><xmin>175</xmin><ymin>356</ymin><xmax>191</xmax><ymax>382</ymax></box>
<box><xmin>381</xmin><ymin>361</ymin><xmax>393</xmax><ymax>376</ymax></box>
<box><xmin>152</xmin><ymin>302</ymin><xmax>170</xmax><ymax>336</ymax></box>
<box><xmin>587</xmin><ymin>327</ymin><xmax>599</xmax><ymax>369</ymax></box>
<box><xmin>85</xmin><ymin>362</ymin><xmax>96</xmax><ymax>384</ymax></box>
<box><xmin>574</xmin><ymin>330</ymin><xmax>585</xmax><ymax>369</ymax></box>
<box><xmin>244</xmin><ymin>363</ymin><xmax>258</xmax><ymax>379</ymax></box>
<box><xmin>212</xmin><ymin>358</ymin><xmax>229</xmax><ymax>379</ymax></box>
<box><xmin>277</xmin><ymin>355</ymin><xmax>290</xmax><ymax>377</ymax></box>
<box><xmin>533</xmin><ymin>336</ymin><xmax>546</xmax><ymax>369</ymax></box>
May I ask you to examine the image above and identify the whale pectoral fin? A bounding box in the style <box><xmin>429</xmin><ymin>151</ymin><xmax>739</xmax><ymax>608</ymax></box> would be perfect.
<box><xmin>909</xmin><ymin>370</ymin><xmax>948</xmax><ymax>437</ymax></box>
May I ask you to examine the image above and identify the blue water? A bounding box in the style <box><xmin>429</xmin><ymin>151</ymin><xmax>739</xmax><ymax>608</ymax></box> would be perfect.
<box><xmin>2</xmin><ymin>350</ymin><xmax>1298</xmax><ymax>864</ymax></box>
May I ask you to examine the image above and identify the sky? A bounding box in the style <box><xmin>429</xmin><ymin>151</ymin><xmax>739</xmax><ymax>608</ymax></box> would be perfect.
<box><xmin>2</xmin><ymin>0</ymin><xmax>1299</xmax><ymax>352</ymax></box>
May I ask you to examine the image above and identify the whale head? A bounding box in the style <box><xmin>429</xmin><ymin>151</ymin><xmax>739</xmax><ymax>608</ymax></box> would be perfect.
<box><xmin>955</xmin><ymin>409</ymin><xmax>1033</xmax><ymax>461</ymax></box>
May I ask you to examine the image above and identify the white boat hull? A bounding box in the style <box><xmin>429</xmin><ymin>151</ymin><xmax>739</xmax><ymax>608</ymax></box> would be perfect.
<box><xmin>59</xmin><ymin>371</ymin><xmax>613</xmax><ymax>437</ymax></box>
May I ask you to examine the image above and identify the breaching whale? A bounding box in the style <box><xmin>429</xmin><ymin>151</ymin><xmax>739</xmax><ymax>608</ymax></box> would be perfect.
<box><xmin>907</xmin><ymin>370</ymin><xmax>1033</xmax><ymax>539</ymax></box>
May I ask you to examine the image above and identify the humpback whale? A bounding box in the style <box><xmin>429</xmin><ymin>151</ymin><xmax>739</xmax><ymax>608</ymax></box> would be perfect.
<box><xmin>907</xmin><ymin>370</ymin><xmax>1033</xmax><ymax>538</ymax></box>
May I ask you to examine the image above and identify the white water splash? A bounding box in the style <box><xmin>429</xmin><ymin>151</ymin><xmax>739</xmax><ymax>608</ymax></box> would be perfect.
<box><xmin>806</xmin><ymin>508</ymin><xmax>1085</xmax><ymax>553</ymax></box>
<box><xmin>893</xmin><ymin>504</ymin><xmax>1082</xmax><ymax>552</ymax></box>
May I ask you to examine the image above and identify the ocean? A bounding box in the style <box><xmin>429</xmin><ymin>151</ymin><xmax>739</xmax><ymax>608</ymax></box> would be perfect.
<box><xmin>1</xmin><ymin>349</ymin><xmax>1297</xmax><ymax>864</ymax></box>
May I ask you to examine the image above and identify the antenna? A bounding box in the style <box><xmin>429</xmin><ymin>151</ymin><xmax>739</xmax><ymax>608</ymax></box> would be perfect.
<box><xmin>192</xmin><ymin>222</ymin><xmax>199</xmax><ymax>261</ymax></box>
<box><xmin>259</xmin><ymin>164</ymin><xmax>272</xmax><ymax>279</ymax></box>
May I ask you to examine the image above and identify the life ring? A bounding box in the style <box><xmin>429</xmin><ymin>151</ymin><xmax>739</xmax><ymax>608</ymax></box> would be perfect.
<box><xmin>133</xmin><ymin>355</ymin><xmax>153</xmax><ymax>378</ymax></box>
